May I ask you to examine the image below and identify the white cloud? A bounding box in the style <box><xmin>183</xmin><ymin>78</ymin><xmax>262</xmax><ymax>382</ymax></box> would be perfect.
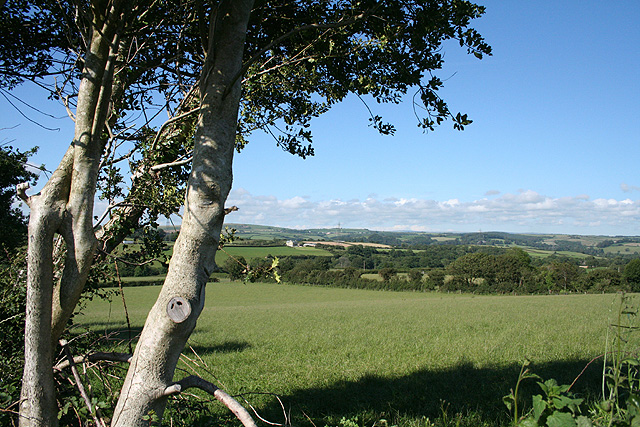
<box><xmin>280</xmin><ymin>196</ymin><xmax>310</xmax><ymax>209</ymax></box>
<box><xmin>225</xmin><ymin>188</ymin><xmax>640</xmax><ymax>235</ymax></box>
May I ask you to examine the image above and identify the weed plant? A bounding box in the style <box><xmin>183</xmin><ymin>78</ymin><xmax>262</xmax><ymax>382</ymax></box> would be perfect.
<box><xmin>504</xmin><ymin>293</ymin><xmax>640</xmax><ymax>427</ymax></box>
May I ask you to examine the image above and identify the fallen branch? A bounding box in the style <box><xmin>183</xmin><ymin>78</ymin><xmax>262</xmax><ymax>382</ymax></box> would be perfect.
<box><xmin>53</xmin><ymin>351</ymin><xmax>257</xmax><ymax>427</ymax></box>
<box><xmin>164</xmin><ymin>375</ymin><xmax>258</xmax><ymax>427</ymax></box>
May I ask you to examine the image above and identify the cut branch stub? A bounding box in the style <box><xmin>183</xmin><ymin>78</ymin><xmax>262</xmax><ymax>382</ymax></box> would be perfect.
<box><xmin>166</xmin><ymin>297</ymin><xmax>191</xmax><ymax>323</ymax></box>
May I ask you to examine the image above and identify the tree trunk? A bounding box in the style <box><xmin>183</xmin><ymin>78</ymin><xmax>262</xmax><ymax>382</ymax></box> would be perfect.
<box><xmin>20</xmin><ymin>164</ymin><xmax>69</xmax><ymax>427</ymax></box>
<box><xmin>111</xmin><ymin>2</ymin><xmax>254</xmax><ymax>425</ymax></box>
<box><xmin>19</xmin><ymin>4</ymin><xmax>125</xmax><ymax>426</ymax></box>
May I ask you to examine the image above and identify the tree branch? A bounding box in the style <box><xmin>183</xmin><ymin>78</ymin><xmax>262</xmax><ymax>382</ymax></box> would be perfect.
<box><xmin>16</xmin><ymin>182</ymin><xmax>30</xmax><ymax>205</ymax></box>
<box><xmin>53</xmin><ymin>349</ymin><xmax>257</xmax><ymax>427</ymax></box>
<box><xmin>59</xmin><ymin>340</ymin><xmax>108</xmax><ymax>427</ymax></box>
<box><xmin>163</xmin><ymin>375</ymin><xmax>258</xmax><ymax>427</ymax></box>
<box><xmin>149</xmin><ymin>155</ymin><xmax>193</xmax><ymax>171</ymax></box>
<box><xmin>225</xmin><ymin>9</ymin><xmax>373</xmax><ymax>97</ymax></box>
<box><xmin>53</xmin><ymin>351</ymin><xmax>133</xmax><ymax>372</ymax></box>
<box><xmin>94</xmin><ymin>202</ymin><xmax>149</xmax><ymax>229</ymax></box>
<box><xmin>149</xmin><ymin>107</ymin><xmax>201</xmax><ymax>153</ymax></box>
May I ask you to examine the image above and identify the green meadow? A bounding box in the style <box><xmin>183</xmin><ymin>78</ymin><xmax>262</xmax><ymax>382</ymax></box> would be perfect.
<box><xmin>77</xmin><ymin>284</ymin><xmax>631</xmax><ymax>426</ymax></box>
<box><xmin>215</xmin><ymin>245</ymin><xmax>333</xmax><ymax>264</ymax></box>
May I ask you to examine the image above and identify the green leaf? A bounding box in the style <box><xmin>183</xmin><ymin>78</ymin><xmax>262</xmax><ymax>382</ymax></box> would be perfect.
<box><xmin>575</xmin><ymin>416</ymin><xmax>593</xmax><ymax>427</ymax></box>
<box><xmin>546</xmin><ymin>411</ymin><xmax>577</xmax><ymax>427</ymax></box>
<box><xmin>519</xmin><ymin>417</ymin><xmax>539</xmax><ymax>427</ymax></box>
<box><xmin>503</xmin><ymin>394</ymin><xmax>514</xmax><ymax>411</ymax></box>
<box><xmin>533</xmin><ymin>394</ymin><xmax>546</xmax><ymax>422</ymax></box>
<box><xmin>552</xmin><ymin>395</ymin><xmax>583</xmax><ymax>412</ymax></box>
<box><xmin>623</xmin><ymin>358</ymin><xmax>640</xmax><ymax>366</ymax></box>
<box><xmin>628</xmin><ymin>393</ymin><xmax>640</xmax><ymax>410</ymax></box>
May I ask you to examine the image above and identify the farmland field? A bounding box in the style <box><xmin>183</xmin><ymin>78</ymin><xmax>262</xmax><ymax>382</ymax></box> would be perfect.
<box><xmin>77</xmin><ymin>284</ymin><xmax>634</xmax><ymax>426</ymax></box>
<box><xmin>215</xmin><ymin>245</ymin><xmax>333</xmax><ymax>264</ymax></box>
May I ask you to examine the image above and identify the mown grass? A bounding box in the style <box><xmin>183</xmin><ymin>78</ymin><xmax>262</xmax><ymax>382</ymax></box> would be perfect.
<box><xmin>77</xmin><ymin>284</ymin><xmax>624</xmax><ymax>426</ymax></box>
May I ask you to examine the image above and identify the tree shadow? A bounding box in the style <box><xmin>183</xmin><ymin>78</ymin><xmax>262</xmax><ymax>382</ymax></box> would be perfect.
<box><xmin>75</xmin><ymin>323</ymin><xmax>252</xmax><ymax>356</ymax></box>
<box><xmin>186</xmin><ymin>341</ymin><xmax>252</xmax><ymax>356</ymax></box>
<box><xmin>72</xmin><ymin>322</ymin><xmax>144</xmax><ymax>343</ymax></box>
<box><xmin>259</xmin><ymin>358</ymin><xmax>603</xmax><ymax>425</ymax></box>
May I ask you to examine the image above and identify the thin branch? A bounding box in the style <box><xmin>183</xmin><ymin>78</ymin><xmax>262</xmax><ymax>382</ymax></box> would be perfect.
<box><xmin>149</xmin><ymin>107</ymin><xmax>200</xmax><ymax>153</ymax></box>
<box><xmin>225</xmin><ymin>9</ymin><xmax>374</xmax><ymax>97</ymax></box>
<box><xmin>106</xmin><ymin>143</ymin><xmax>138</xmax><ymax>166</ymax></box>
<box><xmin>114</xmin><ymin>260</ymin><xmax>134</xmax><ymax>354</ymax></box>
<box><xmin>0</xmin><ymin>312</ymin><xmax>23</xmax><ymax>325</ymax></box>
<box><xmin>94</xmin><ymin>202</ymin><xmax>150</xmax><ymax>228</ymax></box>
<box><xmin>59</xmin><ymin>340</ymin><xmax>107</xmax><ymax>427</ymax></box>
<box><xmin>149</xmin><ymin>155</ymin><xmax>193</xmax><ymax>171</ymax></box>
<box><xmin>164</xmin><ymin>375</ymin><xmax>258</xmax><ymax>427</ymax></box>
<box><xmin>242</xmin><ymin>53</ymin><xmax>320</xmax><ymax>83</ymax></box>
<box><xmin>0</xmin><ymin>90</ymin><xmax>61</xmax><ymax>131</ymax></box>
<box><xmin>98</xmin><ymin>123</ymin><xmax>137</xmax><ymax>171</ymax></box>
<box><xmin>53</xmin><ymin>351</ymin><xmax>133</xmax><ymax>372</ymax></box>
<box><xmin>97</xmin><ymin>248</ymin><xmax>163</xmax><ymax>267</ymax></box>
<box><xmin>0</xmin><ymin>87</ymin><xmax>66</xmax><ymax>119</ymax></box>
<box><xmin>239</xmin><ymin>393</ymin><xmax>289</xmax><ymax>426</ymax></box>
<box><xmin>54</xmin><ymin>77</ymin><xmax>77</xmax><ymax>122</ymax></box>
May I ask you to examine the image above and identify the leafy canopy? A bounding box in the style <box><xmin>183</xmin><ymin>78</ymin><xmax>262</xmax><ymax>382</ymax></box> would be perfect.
<box><xmin>0</xmin><ymin>0</ymin><xmax>491</xmax><ymax>235</ymax></box>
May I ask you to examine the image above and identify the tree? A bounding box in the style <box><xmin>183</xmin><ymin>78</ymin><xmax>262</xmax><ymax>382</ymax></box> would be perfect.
<box><xmin>579</xmin><ymin>268</ymin><xmax>625</xmax><ymax>293</ymax></box>
<box><xmin>224</xmin><ymin>255</ymin><xmax>248</xmax><ymax>280</ymax></box>
<box><xmin>447</xmin><ymin>252</ymin><xmax>496</xmax><ymax>290</ymax></box>
<box><xmin>545</xmin><ymin>261</ymin><xmax>583</xmax><ymax>293</ymax></box>
<box><xmin>379</xmin><ymin>267</ymin><xmax>396</xmax><ymax>282</ymax></box>
<box><xmin>494</xmin><ymin>248</ymin><xmax>534</xmax><ymax>293</ymax></box>
<box><xmin>624</xmin><ymin>258</ymin><xmax>640</xmax><ymax>291</ymax></box>
<box><xmin>408</xmin><ymin>269</ymin><xmax>423</xmax><ymax>284</ymax></box>
<box><xmin>0</xmin><ymin>144</ymin><xmax>38</xmax><ymax>255</ymax></box>
<box><xmin>4</xmin><ymin>1</ymin><xmax>491</xmax><ymax>426</ymax></box>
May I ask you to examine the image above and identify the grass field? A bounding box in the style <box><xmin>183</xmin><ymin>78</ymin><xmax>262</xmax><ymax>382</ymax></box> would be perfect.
<box><xmin>216</xmin><ymin>245</ymin><xmax>333</xmax><ymax>264</ymax></box>
<box><xmin>77</xmin><ymin>285</ymin><xmax>633</xmax><ymax>426</ymax></box>
<box><xmin>603</xmin><ymin>244</ymin><xmax>640</xmax><ymax>255</ymax></box>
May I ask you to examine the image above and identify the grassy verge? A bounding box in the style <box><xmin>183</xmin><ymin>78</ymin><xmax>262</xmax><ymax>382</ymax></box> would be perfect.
<box><xmin>77</xmin><ymin>284</ymin><xmax>622</xmax><ymax>426</ymax></box>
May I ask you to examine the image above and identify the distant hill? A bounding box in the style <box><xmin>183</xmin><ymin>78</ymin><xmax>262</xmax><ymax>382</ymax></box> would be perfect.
<box><xmin>160</xmin><ymin>223</ymin><xmax>640</xmax><ymax>257</ymax></box>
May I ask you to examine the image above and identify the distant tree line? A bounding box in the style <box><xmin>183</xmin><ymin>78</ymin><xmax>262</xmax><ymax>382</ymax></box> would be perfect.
<box><xmin>229</xmin><ymin>244</ymin><xmax>640</xmax><ymax>295</ymax></box>
<box><xmin>95</xmin><ymin>223</ymin><xmax>640</xmax><ymax>294</ymax></box>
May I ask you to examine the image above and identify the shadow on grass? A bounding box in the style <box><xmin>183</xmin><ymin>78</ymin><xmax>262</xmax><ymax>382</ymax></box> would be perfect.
<box><xmin>259</xmin><ymin>358</ymin><xmax>603</xmax><ymax>426</ymax></box>
<box><xmin>75</xmin><ymin>323</ymin><xmax>253</xmax><ymax>358</ymax></box>
<box><xmin>187</xmin><ymin>341</ymin><xmax>252</xmax><ymax>356</ymax></box>
<box><xmin>73</xmin><ymin>322</ymin><xmax>144</xmax><ymax>343</ymax></box>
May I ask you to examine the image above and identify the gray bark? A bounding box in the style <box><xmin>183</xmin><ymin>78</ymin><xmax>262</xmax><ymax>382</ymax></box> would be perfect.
<box><xmin>19</xmin><ymin>3</ymin><xmax>126</xmax><ymax>426</ymax></box>
<box><xmin>111</xmin><ymin>1</ymin><xmax>255</xmax><ymax>425</ymax></box>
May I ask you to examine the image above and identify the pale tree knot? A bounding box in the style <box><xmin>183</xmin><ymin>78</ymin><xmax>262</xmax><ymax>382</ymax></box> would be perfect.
<box><xmin>16</xmin><ymin>182</ymin><xmax>30</xmax><ymax>205</ymax></box>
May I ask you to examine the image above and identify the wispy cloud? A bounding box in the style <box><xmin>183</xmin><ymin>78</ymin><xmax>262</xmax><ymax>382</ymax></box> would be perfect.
<box><xmin>621</xmin><ymin>183</ymin><xmax>640</xmax><ymax>193</ymax></box>
<box><xmin>226</xmin><ymin>188</ymin><xmax>640</xmax><ymax>235</ymax></box>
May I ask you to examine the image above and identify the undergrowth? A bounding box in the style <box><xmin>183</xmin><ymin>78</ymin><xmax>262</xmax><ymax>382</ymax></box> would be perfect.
<box><xmin>504</xmin><ymin>293</ymin><xmax>640</xmax><ymax>427</ymax></box>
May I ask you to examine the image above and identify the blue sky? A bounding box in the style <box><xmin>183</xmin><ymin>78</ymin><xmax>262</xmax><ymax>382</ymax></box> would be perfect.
<box><xmin>2</xmin><ymin>1</ymin><xmax>640</xmax><ymax>235</ymax></box>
